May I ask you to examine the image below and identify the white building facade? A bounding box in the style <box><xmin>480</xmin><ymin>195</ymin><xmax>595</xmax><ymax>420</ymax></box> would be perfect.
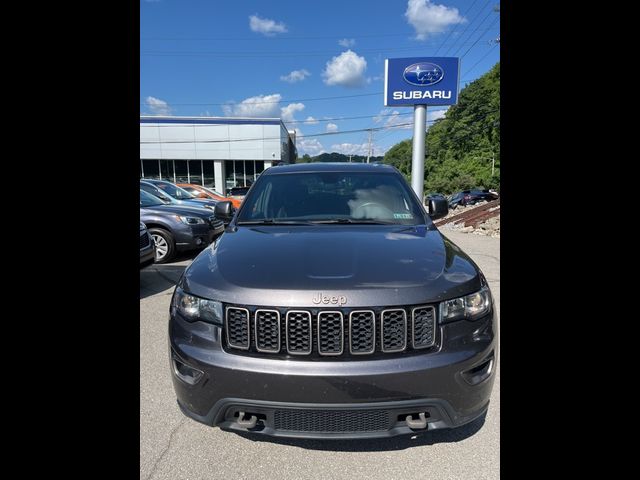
<box><xmin>140</xmin><ymin>116</ymin><xmax>297</xmax><ymax>194</ymax></box>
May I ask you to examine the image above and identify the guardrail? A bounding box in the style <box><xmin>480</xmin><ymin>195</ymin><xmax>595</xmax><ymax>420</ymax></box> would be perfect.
<box><xmin>434</xmin><ymin>199</ymin><xmax>500</xmax><ymax>229</ymax></box>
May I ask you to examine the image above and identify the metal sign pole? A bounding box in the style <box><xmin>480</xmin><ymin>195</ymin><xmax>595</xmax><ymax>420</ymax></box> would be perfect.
<box><xmin>411</xmin><ymin>104</ymin><xmax>426</xmax><ymax>202</ymax></box>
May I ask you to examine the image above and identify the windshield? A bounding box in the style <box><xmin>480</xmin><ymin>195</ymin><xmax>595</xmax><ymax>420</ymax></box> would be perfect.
<box><xmin>153</xmin><ymin>182</ymin><xmax>196</xmax><ymax>200</ymax></box>
<box><xmin>237</xmin><ymin>171</ymin><xmax>426</xmax><ymax>225</ymax></box>
<box><xmin>140</xmin><ymin>189</ymin><xmax>166</xmax><ymax>207</ymax></box>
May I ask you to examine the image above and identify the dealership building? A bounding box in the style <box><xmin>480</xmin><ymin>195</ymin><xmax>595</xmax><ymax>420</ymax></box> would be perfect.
<box><xmin>140</xmin><ymin>116</ymin><xmax>297</xmax><ymax>194</ymax></box>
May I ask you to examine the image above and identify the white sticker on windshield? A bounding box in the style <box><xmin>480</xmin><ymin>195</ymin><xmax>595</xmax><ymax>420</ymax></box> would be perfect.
<box><xmin>393</xmin><ymin>213</ymin><xmax>413</xmax><ymax>219</ymax></box>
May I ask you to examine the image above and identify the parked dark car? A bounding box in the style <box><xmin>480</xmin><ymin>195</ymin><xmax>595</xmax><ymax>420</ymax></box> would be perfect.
<box><xmin>140</xmin><ymin>190</ymin><xmax>224</xmax><ymax>263</ymax></box>
<box><xmin>425</xmin><ymin>192</ymin><xmax>446</xmax><ymax>204</ymax></box>
<box><xmin>169</xmin><ymin>163</ymin><xmax>496</xmax><ymax>439</ymax></box>
<box><xmin>448</xmin><ymin>189</ymin><xmax>498</xmax><ymax>209</ymax></box>
<box><xmin>139</xmin><ymin>221</ymin><xmax>155</xmax><ymax>269</ymax></box>
<box><xmin>140</xmin><ymin>179</ymin><xmax>219</xmax><ymax>211</ymax></box>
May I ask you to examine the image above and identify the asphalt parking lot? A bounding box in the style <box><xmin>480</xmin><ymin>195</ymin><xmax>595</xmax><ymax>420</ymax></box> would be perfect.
<box><xmin>140</xmin><ymin>230</ymin><xmax>500</xmax><ymax>480</ymax></box>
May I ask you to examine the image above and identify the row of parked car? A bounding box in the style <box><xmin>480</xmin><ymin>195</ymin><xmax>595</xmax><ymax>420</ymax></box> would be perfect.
<box><xmin>427</xmin><ymin>188</ymin><xmax>499</xmax><ymax>210</ymax></box>
<box><xmin>139</xmin><ymin>179</ymin><xmax>247</xmax><ymax>265</ymax></box>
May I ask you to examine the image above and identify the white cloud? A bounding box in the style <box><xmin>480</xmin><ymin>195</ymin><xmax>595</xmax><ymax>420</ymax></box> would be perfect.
<box><xmin>145</xmin><ymin>96</ymin><xmax>171</xmax><ymax>116</ymax></box>
<box><xmin>322</xmin><ymin>50</ymin><xmax>368</xmax><ymax>88</ymax></box>
<box><xmin>304</xmin><ymin>116</ymin><xmax>319</xmax><ymax>125</ymax></box>
<box><xmin>338</xmin><ymin>38</ymin><xmax>355</xmax><ymax>48</ymax></box>
<box><xmin>405</xmin><ymin>0</ymin><xmax>465</xmax><ymax>40</ymax></box>
<box><xmin>373</xmin><ymin>108</ymin><xmax>411</xmax><ymax>129</ymax></box>
<box><xmin>428</xmin><ymin>108</ymin><xmax>448</xmax><ymax>122</ymax></box>
<box><xmin>280</xmin><ymin>102</ymin><xmax>305</xmax><ymax>122</ymax></box>
<box><xmin>296</xmin><ymin>128</ymin><xmax>325</xmax><ymax>156</ymax></box>
<box><xmin>222</xmin><ymin>93</ymin><xmax>281</xmax><ymax>117</ymax></box>
<box><xmin>222</xmin><ymin>93</ymin><xmax>306</xmax><ymax>123</ymax></box>
<box><xmin>326</xmin><ymin>123</ymin><xmax>338</xmax><ymax>133</ymax></box>
<box><xmin>249</xmin><ymin>14</ymin><xmax>288</xmax><ymax>36</ymax></box>
<box><xmin>280</xmin><ymin>69</ymin><xmax>310</xmax><ymax>83</ymax></box>
<box><xmin>330</xmin><ymin>142</ymin><xmax>385</xmax><ymax>157</ymax></box>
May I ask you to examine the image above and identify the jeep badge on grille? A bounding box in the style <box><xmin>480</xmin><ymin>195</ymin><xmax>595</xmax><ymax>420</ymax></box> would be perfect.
<box><xmin>312</xmin><ymin>292</ymin><xmax>347</xmax><ymax>306</ymax></box>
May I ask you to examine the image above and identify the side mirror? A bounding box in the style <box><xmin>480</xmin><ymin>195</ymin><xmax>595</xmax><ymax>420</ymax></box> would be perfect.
<box><xmin>214</xmin><ymin>201</ymin><xmax>234</xmax><ymax>221</ymax></box>
<box><xmin>428</xmin><ymin>198</ymin><xmax>448</xmax><ymax>220</ymax></box>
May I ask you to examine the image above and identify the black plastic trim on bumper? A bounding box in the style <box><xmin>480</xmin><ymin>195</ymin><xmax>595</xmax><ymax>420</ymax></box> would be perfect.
<box><xmin>177</xmin><ymin>397</ymin><xmax>489</xmax><ymax>440</ymax></box>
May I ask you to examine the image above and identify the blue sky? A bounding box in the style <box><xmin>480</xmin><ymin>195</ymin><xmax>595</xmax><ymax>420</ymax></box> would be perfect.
<box><xmin>140</xmin><ymin>0</ymin><xmax>500</xmax><ymax>157</ymax></box>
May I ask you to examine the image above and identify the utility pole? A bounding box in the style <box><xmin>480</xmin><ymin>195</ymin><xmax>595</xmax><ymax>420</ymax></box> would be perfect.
<box><xmin>366</xmin><ymin>129</ymin><xmax>372</xmax><ymax>163</ymax></box>
<box><xmin>492</xmin><ymin>152</ymin><xmax>495</xmax><ymax>176</ymax></box>
<box><xmin>411</xmin><ymin>105</ymin><xmax>426</xmax><ymax>200</ymax></box>
<box><xmin>348</xmin><ymin>155</ymin><xmax>353</xmax><ymax>163</ymax></box>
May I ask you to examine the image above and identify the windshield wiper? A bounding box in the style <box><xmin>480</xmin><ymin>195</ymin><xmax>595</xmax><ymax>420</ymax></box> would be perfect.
<box><xmin>236</xmin><ymin>219</ymin><xmax>314</xmax><ymax>225</ymax></box>
<box><xmin>309</xmin><ymin>218</ymin><xmax>398</xmax><ymax>225</ymax></box>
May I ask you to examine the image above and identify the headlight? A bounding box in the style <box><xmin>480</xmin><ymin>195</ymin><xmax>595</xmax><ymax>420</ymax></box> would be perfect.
<box><xmin>440</xmin><ymin>285</ymin><xmax>492</xmax><ymax>323</ymax></box>
<box><xmin>172</xmin><ymin>287</ymin><xmax>223</xmax><ymax>325</ymax></box>
<box><xmin>140</xmin><ymin>221</ymin><xmax>146</xmax><ymax>231</ymax></box>
<box><xmin>176</xmin><ymin>215</ymin><xmax>205</xmax><ymax>225</ymax></box>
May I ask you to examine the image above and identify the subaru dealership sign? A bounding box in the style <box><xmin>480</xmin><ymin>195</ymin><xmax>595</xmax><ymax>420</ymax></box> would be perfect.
<box><xmin>384</xmin><ymin>57</ymin><xmax>460</xmax><ymax>107</ymax></box>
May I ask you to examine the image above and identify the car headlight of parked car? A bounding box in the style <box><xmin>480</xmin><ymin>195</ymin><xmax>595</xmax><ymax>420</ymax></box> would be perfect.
<box><xmin>176</xmin><ymin>215</ymin><xmax>206</xmax><ymax>225</ymax></box>
<box><xmin>140</xmin><ymin>221</ymin><xmax>146</xmax><ymax>231</ymax></box>
<box><xmin>172</xmin><ymin>287</ymin><xmax>223</xmax><ymax>325</ymax></box>
<box><xmin>440</xmin><ymin>285</ymin><xmax>492</xmax><ymax>323</ymax></box>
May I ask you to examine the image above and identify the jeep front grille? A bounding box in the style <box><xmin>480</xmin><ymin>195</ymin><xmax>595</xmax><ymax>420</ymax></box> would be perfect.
<box><xmin>317</xmin><ymin>311</ymin><xmax>344</xmax><ymax>355</ymax></box>
<box><xmin>381</xmin><ymin>309</ymin><xmax>407</xmax><ymax>353</ymax></box>
<box><xmin>226</xmin><ymin>307</ymin><xmax>250</xmax><ymax>350</ymax></box>
<box><xmin>254</xmin><ymin>309</ymin><xmax>280</xmax><ymax>353</ymax></box>
<box><xmin>224</xmin><ymin>304</ymin><xmax>439</xmax><ymax>359</ymax></box>
<box><xmin>286</xmin><ymin>311</ymin><xmax>312</xmax><ymax>355</ymax></box>
<box><xmin>411</xmin><ymin>306</ymin><xmax>436</xmax><ymax>349</ymax></box>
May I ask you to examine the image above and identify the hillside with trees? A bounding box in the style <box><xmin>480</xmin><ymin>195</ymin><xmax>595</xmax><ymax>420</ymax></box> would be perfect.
<box><xmin>383</xmin><ymin>62</ymin><xmax>500</xmax><ymax>194</ymax></box>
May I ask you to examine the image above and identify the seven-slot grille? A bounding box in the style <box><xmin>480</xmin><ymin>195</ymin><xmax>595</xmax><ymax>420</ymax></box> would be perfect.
<box><xmin>225</xmin><ymin>305</ymin><xmax>437</xmax><ymax>358</ymax></box>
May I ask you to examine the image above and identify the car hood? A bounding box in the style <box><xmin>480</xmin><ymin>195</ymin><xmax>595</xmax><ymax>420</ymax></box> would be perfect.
<box><xmin>140</xmin><ymin>204</ymin><xmax>214</xmax><ymax>218</ymax></box>
<box><xmin>181</xmin><ymin>225</ymin><xmax>483</xmax><ymax>308</ymax></box>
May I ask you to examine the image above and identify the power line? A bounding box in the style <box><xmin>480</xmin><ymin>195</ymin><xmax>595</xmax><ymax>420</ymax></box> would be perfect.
<box><xmin>443</xmin><ymin>0</ymin><xmax>492</xmax><ymax>56</ymax></box>
<box><xmin>458</xmin><ymin>15</ymin><xmax>500</xmax><ymax>58</ymax></box>
<box><xmin>462</xmin><ymin>44</ymin><xmax>499</xmax><ymax>77</ymax></box>
<box><xmin>140</xmin><ymin>121</ymin><xmax>437</xmax><ymax>144</ymax></box>
<box><xmin>142</xmin><ymin>33</ymin><xmax>416</xmax><ymax>41</ymax></box>
<box><xmin>433</xmin><ymin>0</ymin><xmax>481</xmax><ymax>56</ymax></box>
<box><xmin>140</xmin><ymin>33</ymin><xmax>498</xmax><ymax>58</ymax></box>
<box><xmin>452</xmin><ymin>7</ymin><xmax>498</xmax><ymax>57</ymax></box>
<box><xmin>141</xmin><ymin>92</ymin><xmax>380</xmax><ymax>107</ymax></box>
<box><xmin>140</xmin><ymin>77</ymin><xmax>482</xmax><ymax>108</ymax></box>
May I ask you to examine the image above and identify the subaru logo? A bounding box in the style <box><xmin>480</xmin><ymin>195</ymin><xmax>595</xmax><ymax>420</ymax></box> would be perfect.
<box><xmin>403</xmin><ymin>62</ymin><xmax>444</xmax><ymax>86</ymax></box>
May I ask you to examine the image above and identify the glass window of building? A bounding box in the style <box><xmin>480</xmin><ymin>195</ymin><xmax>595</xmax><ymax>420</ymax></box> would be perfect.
<box><xmin>188</xmin><ymin>160</ymin><xmax>202</xmax><ymax>185</ymax></box>
<box><xmin>203</xmin><ymin>161</ymin><xmax>216</xmax><ymax>189</ymax></box>
<box><xmin>225</xmin><ymin>160</ymin><xmax>235</xmax><ymax>190</ymax></box>
<box><xmin>235</xmin><ymin>160</ymin><xmax>246</xmax><ymax>187</ymax></box>
<box><xmin>255</xmin><ymin>161</ymin><xmax>265</xmax><ymax>180</ymax></box>
<box><xmin>160</xmin><ymin>160</ymin><xmax>173</xmax><ymax>180</ymax></box>
<box><xmin>174</xmin><ymin>160</ymin><xmax>188</xmax><ymax>184</ymax></box>
<box><xmin>142</xmin><ymin>160</ymin><xmax>160</xmax><ymax>179</ymax></box>
<box><xmin>245</xmin><ymin>160</ymin><xmax>255</xmax><ymax>185</ymax></box>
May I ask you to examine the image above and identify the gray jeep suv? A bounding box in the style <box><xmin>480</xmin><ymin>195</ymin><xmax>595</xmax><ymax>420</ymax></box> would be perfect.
<box><xmin>169</xmin><ymin>163</ymin><xmax>497</xmax><ymax>439</ymax></box>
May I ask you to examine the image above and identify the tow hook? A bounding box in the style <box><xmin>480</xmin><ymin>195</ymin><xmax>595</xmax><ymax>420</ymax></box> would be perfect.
<box><xmin>236</xmin><ymin>411</ymin><xmax>258</xmax><ymax>429</ymax></box>
<box><xmin>405</xmin><ymin>412</ymin><xmax>428</xmax><ymax>429</ymax></box>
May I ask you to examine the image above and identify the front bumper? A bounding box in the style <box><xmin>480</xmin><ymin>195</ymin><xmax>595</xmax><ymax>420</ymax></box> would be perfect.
<box><xmin>174</xmin><ymin>224</ymin><xmax>221</xmax><ymax>252</ymax></box>
<box><xmin>169</xmin><ymin>309</ymin><xmax>496</xmax><ymax>439</ymax></box>
<box><xmin>140</xmin><ymin>244</ymin><xmax>155</xmax><ymax>268</ymax></box>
